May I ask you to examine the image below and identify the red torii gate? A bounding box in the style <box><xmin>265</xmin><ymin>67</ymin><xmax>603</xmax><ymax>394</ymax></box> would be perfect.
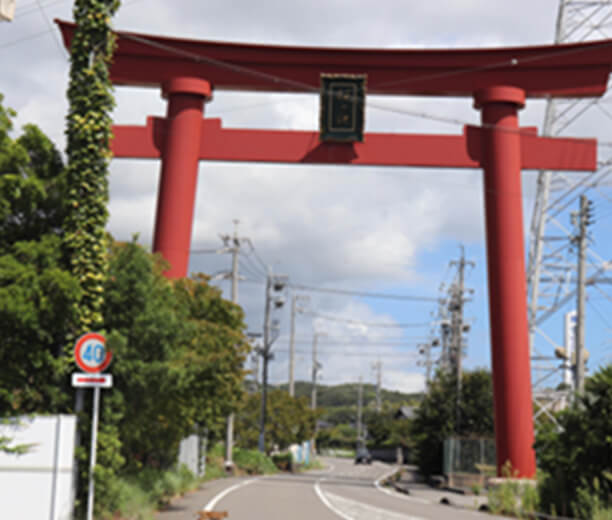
<box><xmin>58</xmin><ymin>20</ymin><xmax>612</xmax><ymax>478</ymax></box>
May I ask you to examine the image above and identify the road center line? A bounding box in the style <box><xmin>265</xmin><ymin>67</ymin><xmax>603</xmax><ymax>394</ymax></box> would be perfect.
<box><xmin>203</xmin><ymin>478</ymin><xmax>257</xmax><ymax>511</ymax></box>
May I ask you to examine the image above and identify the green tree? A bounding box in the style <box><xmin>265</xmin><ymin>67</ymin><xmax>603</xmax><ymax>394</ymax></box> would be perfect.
<box><xmin>0</xmin><ymin>96</ymin><xmax>79</xmax><ymax>417</ymax></box>
<box><xmin>365</xmin><ymin>407</ymin><xmax>414</xmax><ymax>451</ymax></box>
<box><xmin>535</xmin><ymin>364</ymin><xmax>612</xmax><ymax>517</ymax></box>
<box><xmin>411</xmin><ymin>369</ymin><xmax>494</xmax><ymax>477</ymax></box>
<box><xmin>235</xmin><ymin>389</ymin><xmax>317</xmax><ymax>452</ymax></box>
<box><xmin>101</xmin><ymin>240</ymin><xmax>249</xmax><ymax>470</ymax></box>
<box><xmin>317</xmin><ymin>423</ymin><xmax>358</xmax><ymax>450</ymax></box>
<box><xmin>365</xmin><ymin>410</ymin><xmax>395</xmax><ymax>447</ymax></box>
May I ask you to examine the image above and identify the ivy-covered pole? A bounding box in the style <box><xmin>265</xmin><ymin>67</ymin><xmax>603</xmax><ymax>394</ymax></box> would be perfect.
<box><xmin>64</xmin><ymin>0</ymin><xmax>120</xmax><ymax>339</ymax></box>
<box><xmin>63</xmin><ymin>3</ymin><xmax>120</xmax><ymax>518</ymax></box>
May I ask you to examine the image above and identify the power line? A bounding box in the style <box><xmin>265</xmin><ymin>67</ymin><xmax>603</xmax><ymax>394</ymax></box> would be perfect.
<box><xmin>239</xmin><ymin>249</ymin><xmax>269</xmax><ymax>278</ymax></box>
<box><xmin>242</xmin><ymin>239</ymin><xmax>270</xmax><ymax>275</ymax></box>
<box><xmin>588</xmin><ymin>299</ymin><xmax>612</xmax><ymax>330</ymax></box>
<box><xmin>238</xmin><ymin>258</ymin><xmax>266</xmax><ymax>282</ymax></box>
<box><xmin>190</xmin><ymin>248</ymin><xmax>228</xmax><ymax>255</ymax></box>
<box><xmin>288</xmin><ymin>282</ymin><xmax>438</xmax><ymax>301</ymax></box>
<box><xmin>0</xmin><ymin>28</ymin><xmax>52</xmax><ymax>51</ymax></box>
<box><xmin>289</xmin><ymin>341</ymin><xmax>425</xmax><ymax>347</ymax></box>
<box><xmin>301</xmin><ymin>310</ymin><xmax>430</xmax><ymax>328</ymax></box>
<box><xmin>274</xmin><ymin>348</ymin><xmax>419</xmax><ymax>359</ymax></box>
<box><xmin>14</xmin><ymin>0</ymin><xmax>69</xmax><ymax>18</ymax></box>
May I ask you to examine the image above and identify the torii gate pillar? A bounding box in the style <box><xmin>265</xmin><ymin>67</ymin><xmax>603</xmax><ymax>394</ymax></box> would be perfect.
<box><xmin>153</xmin><ymin>77</ymin><xmax>211</xmax><ymax>279</ymax></box>
<box><xmin>475</xmin><ymin>86</ymin><xmax>535</xmax><ymax>476</ymax></box>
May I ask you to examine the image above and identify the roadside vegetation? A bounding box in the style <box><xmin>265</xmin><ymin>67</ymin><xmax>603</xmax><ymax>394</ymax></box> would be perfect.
<box><xmin>411</xmin><ymin>369</ymin><xmax>494</xmax><ymax>478</ymax></box>
<box><xmin>406</xmin><ymin>365</ymin><xmax>612</xmax><ymax>519</ymax></box>
<box><xmin>0</xmin><ymin>95</ymin><xmax>249</xmax><ymax>518</ymax></box>
<box><xmin>100</xmin><ymin>443</ymin><xmax>281</xmax><ymax>520</ymax></box>
<box><xmin>534</xmin><ymin>364</ymin><xmax>612</xmax><ymax>519</ymax></box>
<box><xmin>234</xmin><ymin>388</ymin><xmax>317</xmax><ymax>452</ymax></box>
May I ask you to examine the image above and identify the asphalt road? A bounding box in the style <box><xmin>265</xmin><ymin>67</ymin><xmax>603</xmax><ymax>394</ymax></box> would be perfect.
<box><xmin>168</xmin><ymin>457</ymin><xmax>506</xmax><ymax>520</ymax></box>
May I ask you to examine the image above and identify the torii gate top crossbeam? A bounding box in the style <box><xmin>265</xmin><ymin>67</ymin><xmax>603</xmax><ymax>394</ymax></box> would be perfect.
<box><xmin>56</xmin><ymin>20</ymin><xmax>612</xmax><ymax>98</ymax></box>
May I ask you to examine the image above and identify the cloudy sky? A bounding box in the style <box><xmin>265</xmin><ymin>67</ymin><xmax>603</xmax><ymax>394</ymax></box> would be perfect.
<box><xmin>2</xmin><ymin>0</ymin><xmax>612</xmax><ymax>395</ymax></box>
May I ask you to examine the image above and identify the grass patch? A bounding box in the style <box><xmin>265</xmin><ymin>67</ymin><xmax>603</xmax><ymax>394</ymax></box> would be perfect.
<box><xmin>98</xmin><ymin>464</ymin><xmax>199</xmax><ymax>520</ymax></box>
<box><xmin>298</xmin><ymin>458</ymin><xmax>326</xmax><ymax>472</ymax></box>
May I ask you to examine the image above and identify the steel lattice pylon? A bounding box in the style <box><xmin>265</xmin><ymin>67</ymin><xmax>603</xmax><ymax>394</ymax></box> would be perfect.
<box><xmin>528</xmin><ymin>0</ymin><xmax>612</xmax><ymax>413</ymax></box>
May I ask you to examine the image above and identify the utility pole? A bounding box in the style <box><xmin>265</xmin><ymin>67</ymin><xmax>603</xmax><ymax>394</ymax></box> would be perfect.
<box><xmin>449</xmin><ymin>246</ymin><xmax>474</xmax><ymax>430</ymax></box>
<box><xmin>246</xmin><ymin>332</ymin><xmax>262</xmax><ymax>391</ymax></box>
<box><xmin>258</xmin><ymin>273</ymin><xmax>287</xmax><ymax>453</ymax></box>
<box><xmin>574</xmin><ymin>195</ymin><xmax>592</xmax><ymax>393</ymax></box>
<box><xmin>437</xmin><ymin>298</ymin><xmax>451</xmax><ymax>374</ymax></box>
<box><xmin>418</xmin><ymin>342</ymin><xmax>434</xmax><ymax>386</ymax></box>
<box><xmin>219</xmin><ymin>220</ymin><xmax>243</xmax><ymax>472</ymax></box>
<box><xmin>356</xmin><ymin>376</ymin><xmax>363</xmax><ymax>443</ymax></box>
<box><xmin>289</xmin><ymin>294</ymin><xmax>309</xmax><ymax>397</ymax></box>
<box><xmin>254</xmin><ymin>353</ymin><xmax>260</xmax><ymax>387</ymax></box>
<box><xmin>259</xmin><ymin>275</ymin><xmax>272</xmax><ymax>453</ymax></box>
<box><xmin>373</xmin><ymin>360</ymin><xmax>382</xmax><ymax>412</ymax></box>
<box><xmin>311</xmin><ymin>332</ymin><xmax>324</xmax><ymax>410</ymax></box>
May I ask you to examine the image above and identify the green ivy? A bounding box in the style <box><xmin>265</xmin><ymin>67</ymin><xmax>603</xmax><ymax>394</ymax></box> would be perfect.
<box><xmin>63</xmin><ymin>3</ymin><xmax>120</xmax><ymax>517</ymax></box>
<box><xmin>64</xmin><ymin>0</ymin><xmax>120</xmax><ymax>339</ymax></box>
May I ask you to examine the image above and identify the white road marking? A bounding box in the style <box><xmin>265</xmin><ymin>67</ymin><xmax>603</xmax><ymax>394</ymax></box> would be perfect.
<box><xmin>203</xmin><ymin>478</ymin><xmax>257</xmax><ymax>511</ymax></box>
<box><xmin>374</xmin><ymin>467</ymin><xmax>430</xmax><ymax>505</ymax></box>
<box><xmin>314</xmin><ymin>478</ymin><xmax>354</xmax><ymax>520</ymax></box>
<box><xmin>322</xmin><ymin>488</ymin><xmax>426</xmax><ymax>520</ymax></box>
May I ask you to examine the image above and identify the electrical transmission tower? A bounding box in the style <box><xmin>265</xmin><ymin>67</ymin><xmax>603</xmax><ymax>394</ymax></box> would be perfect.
<box><xmin>527</xmin><ymin>0</ymin><xmax>612</xmax><ymax>407</ymax></box>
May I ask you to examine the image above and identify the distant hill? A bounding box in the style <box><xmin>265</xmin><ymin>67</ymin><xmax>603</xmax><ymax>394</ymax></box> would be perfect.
<box><xmin>275</xmin><ymin>381</ymin><xmax>421</xmax><ymax>409</ymax></box>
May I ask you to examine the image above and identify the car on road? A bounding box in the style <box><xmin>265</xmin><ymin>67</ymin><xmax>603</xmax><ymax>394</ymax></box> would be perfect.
<box><xmin>354</xmin><ymin>446</ymin><xmax>372</xmax><ymax>464</ymax></box>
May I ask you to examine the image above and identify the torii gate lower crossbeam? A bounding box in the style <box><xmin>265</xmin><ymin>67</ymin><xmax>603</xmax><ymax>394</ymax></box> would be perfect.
<box><xmin>56</xmin><ymin>19</ymin><xmax>611</xmax><ymax>479</ymax></box>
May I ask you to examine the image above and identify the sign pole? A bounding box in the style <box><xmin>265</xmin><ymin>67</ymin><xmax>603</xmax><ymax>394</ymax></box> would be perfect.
<box><xmin>72</xmin><ymin>332</ymin><xmax>113</xmax><ymax>520</ymax></box>
<box><xmin>86</xmin><ymin>386</ymin><xmax>100</xmax><ymax>520</ymax></box>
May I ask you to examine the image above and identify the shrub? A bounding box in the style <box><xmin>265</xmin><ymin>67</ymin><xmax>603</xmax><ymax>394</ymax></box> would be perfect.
<box><xmin>233</xmin><ymin>448</ymin><xmax>277</xmax><ymax>474</ymax></box>
<box><xmin>535</xmin><ymin>364</ymin><xmax>612</xmax><ymax>516</ymax></box>
<box><xmin>95</xmin><ymin>465</ymin><xmax>198</xmax><ymax>519</ymax></box>
<box><xmin>271</xmin><ymin>452</ymin><xmax>293</xmax><ymax>471</ymax></box>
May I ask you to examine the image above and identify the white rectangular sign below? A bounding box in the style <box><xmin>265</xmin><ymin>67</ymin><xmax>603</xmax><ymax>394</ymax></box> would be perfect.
<box><xmin>71</xmin><ymin>373</ymin><xmax>113</xmax><ymax>388</ymax></box>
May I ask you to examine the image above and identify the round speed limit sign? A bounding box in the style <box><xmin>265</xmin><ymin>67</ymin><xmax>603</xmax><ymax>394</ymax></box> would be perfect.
<box><xmin>74</xmin><ymin>332</ymin><xmax>112</xmax><ymax>373</ymax></box>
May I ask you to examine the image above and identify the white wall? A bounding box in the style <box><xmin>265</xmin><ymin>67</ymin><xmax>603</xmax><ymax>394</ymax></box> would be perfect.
<box><xmin>0</xmin><ymin>415</ymin><xmax>76</xmax><ymax>520</ymax></box>
<box><xmin>178</xmin><ymin>434</ymin><xmax>200</xmax><ymax>476</ymax></box>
